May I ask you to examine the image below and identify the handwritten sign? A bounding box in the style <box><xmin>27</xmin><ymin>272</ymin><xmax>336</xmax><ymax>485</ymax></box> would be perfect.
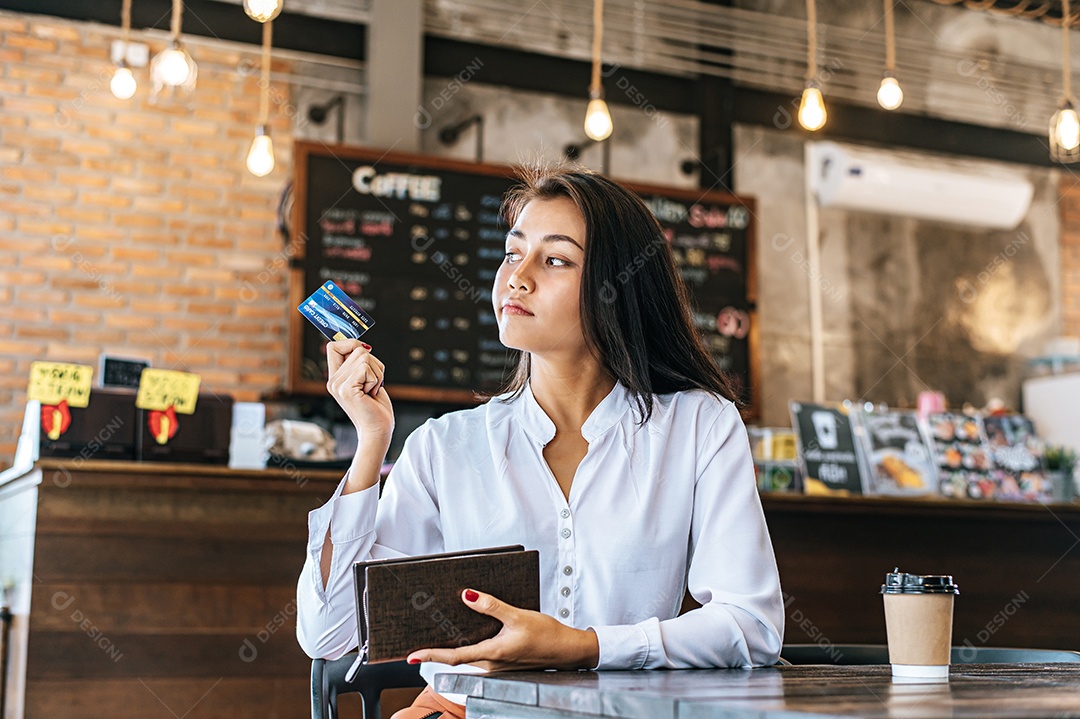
<box><xmin>135</xmin><ymin>369</ymin><xmax>201</xmax><ymax>415</ymax></box>
<box><xmin>27</xmin><ymin>361</ymin><xmax>94</xmax><ymax>408</ymax></box>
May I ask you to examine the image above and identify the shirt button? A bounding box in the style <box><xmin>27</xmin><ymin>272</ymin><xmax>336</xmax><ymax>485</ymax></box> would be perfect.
<box><xmin>561</xmin><ymin>586</ymin><xmax>571</xmax><ymax>597</ymax></box>
<box><xmin>560</xmin><ymin>508</ymin><xmax>570</xmax><ymax>519</ymax></box>
<box><xmin>560</xmin><ymin>528</ymin><xmax>571</xmax><ymax>539</ymax></box>
<box><xmin>559</xmin><ymin>608</ymin><xmax>570</xmax><ymax>618</ymax></box>
<box><xmin>562</xmin><ymin>565</ymin><xmax>573</xmax><ymax>575</ymax></box>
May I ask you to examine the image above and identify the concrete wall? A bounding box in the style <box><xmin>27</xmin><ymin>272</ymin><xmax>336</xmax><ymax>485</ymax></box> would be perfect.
<box><xmin>734</xmin><ymin>125</ymin><xmax>1061</xmax><ymax>426</ymax></box>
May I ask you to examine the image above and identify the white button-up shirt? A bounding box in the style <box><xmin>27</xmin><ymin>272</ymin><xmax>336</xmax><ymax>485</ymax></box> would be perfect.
<box><xmin>296</xmin><ymin>380</ymin><xmax>784</xmax><ymax>696</ymax></box>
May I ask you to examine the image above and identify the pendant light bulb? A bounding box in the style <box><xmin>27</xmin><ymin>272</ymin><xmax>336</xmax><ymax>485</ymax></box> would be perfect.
<box><xmin>798</xmin><ymin>81</ymin><xmax>827</xmax><ymax>131</ymax></box>
<box><xmin>110</xmin><ymin>65</ymin><xmax>137</xmax><ymax>99</ymax></box>
<box><xmin>877</xmin><ymin>73</ymin><xmax>903</xmax><ymax>111</ymax></box>
<box><xmin>113</xmin><ymin>0</ymin><xmax>136</xmax><ymax>99</ymax></box>
<box><xmin>243</xmin><ymin>0</ymin><xmax>284</xmax><ymax>23</ymax></box>
<box><xmin>584</xmin><ymin>95</ymin><xmax>613</xmax><ymax>142</ymax></box>
<box><xmin>1053</xmin><ymin>102</ymin><xmax>1080</xmax><ymax>152</ymax></box>
<box><xmin>151</xmin><ymin>41</ymin><xmax>195</xmax><ymax>87</ymax></box>
<box><xmin>1051</xmin><ymin>0</ymin><xmax>1078</xmax><ymax>161</ymax></box>
<box><xmin>584</xmin><ymin>0</ymin><xmax>612</xmax><ymax>143</ymax></box>
<box><xmin>246</xmin><ymin>125</ymin><xmax>275</xmax><ymax>177</ymax></box>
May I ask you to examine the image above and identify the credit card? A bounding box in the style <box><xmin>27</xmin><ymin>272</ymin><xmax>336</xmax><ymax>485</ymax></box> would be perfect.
<box><xmin>298</xmin><ymin>281</ymin><xmax>376</xmax><ymax>342</ymax></box>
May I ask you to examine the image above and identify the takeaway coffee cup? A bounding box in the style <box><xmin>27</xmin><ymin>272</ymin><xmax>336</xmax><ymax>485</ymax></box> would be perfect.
<box><xmin>881</xmin><ymin>569</ymin><xmax>960</xmax><ymax>679</ymax></box>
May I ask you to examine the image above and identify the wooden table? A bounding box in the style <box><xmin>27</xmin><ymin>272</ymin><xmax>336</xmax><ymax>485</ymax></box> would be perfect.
<box><xmin>436</xmin><ymin>664</ymin><xmax>1080</xmax><ymax>718</ymax></box>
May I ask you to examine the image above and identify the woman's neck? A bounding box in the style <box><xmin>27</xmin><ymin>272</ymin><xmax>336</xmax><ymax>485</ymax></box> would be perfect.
<box><xmin>528</xmin><ymin>355</ymin><xmax>616</xmax><ymax>435</ymax></box>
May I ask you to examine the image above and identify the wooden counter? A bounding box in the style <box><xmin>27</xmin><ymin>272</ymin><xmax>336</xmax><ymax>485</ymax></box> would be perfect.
<box><xmin>0</xmin><ymin>459</ymin><xmax>344</xmax><ymax>719</ymax></box>
<box><xmin>760</xmin><ymin>492</ymin><xmax>1080</xmax><ymax>651</ymax></box>
<box><xmin>1</xmin><ymin>459</ymin><xmax>1077</xmax><ymax>718</ymax></box>
<box><xmin>435</xmin><ymin>664</ymin><xmax>1080</xmax><ymax>718</ymax></box>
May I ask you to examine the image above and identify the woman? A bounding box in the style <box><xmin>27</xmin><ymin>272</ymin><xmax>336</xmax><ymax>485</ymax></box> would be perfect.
<box><xmin>296</xmin><ymin>166</ymin><xmax>784</xmax><ymax>719</ymax></box>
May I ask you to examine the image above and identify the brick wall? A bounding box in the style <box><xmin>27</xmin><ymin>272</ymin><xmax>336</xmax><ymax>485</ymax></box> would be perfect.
<box><xmin>0</xmin><ymin>12</ymin><xmax>294</xmax><ymax>467</ymax></box>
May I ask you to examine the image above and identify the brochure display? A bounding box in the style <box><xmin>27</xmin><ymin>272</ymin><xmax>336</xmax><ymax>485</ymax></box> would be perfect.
<box><xmin>983</xmin><ymin>414</ymin><xmax>1051</xmax><ymax>502</ymax></box>
<box><xmin>789</xmin><ymin>401</ymin><xmax>866</xmax><ymax>496</ymax></box>
<box><xmin>928</xmin><ymin>412</ymin><xmax>997</xmax><ymax>500</ymax></box>
<box><xmin>856</xmin><ymin>408</ymin><xmax>937</xmax><ymax>496</ymax></box>
<box><xmin>787</xmin><ymin>401</ymin><xmax>1054</xmax><ymax>503</ymax></box>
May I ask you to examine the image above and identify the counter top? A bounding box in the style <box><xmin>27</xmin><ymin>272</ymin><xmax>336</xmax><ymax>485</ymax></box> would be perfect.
<box><xmin>3</xmin><ymin>458</ymin><xmax>1074</xmax><ymax>517</ymax></box>
<box><xmin>436</xmin><ymin>663</ymin><xmax>1080</xmax><ymax>719</ymax></box>
<box><xmin>34</xmin><ymin>456</ymin><xmax>346</xmax><ymax>479</ymax></box>
<box><xmin>0</xmin><ymin>457</ymin><xmax>346</xmax><ymax>493</ymax></box>
<box><xmin>760</xmin><ymin>490</ymin><xmax>1080</xmax><ymax>521</ymax></box>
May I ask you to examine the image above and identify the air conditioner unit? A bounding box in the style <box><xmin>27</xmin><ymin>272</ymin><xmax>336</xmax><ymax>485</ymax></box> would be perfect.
<box><xmin>808</xmin><ymin>141</ymin><xmax>1034</xmax><ymax>230</ymax></box>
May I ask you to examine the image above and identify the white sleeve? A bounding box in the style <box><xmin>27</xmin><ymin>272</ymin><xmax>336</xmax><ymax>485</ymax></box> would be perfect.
<box><xmin>589</xmin><ymin>402</ymin><xmax>785</xmax><ymax>669</ymax></box>
<box><xmin>296</xmin><ymin>423</ymin><xmax>445</xmax><ymax>659</ymax></box>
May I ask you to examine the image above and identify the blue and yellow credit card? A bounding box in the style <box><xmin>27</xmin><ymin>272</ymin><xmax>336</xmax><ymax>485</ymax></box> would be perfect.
<box><xmin>298</xmin><ymin>281</ymin><xmax>375</xmax><ymax>342</ymax></box>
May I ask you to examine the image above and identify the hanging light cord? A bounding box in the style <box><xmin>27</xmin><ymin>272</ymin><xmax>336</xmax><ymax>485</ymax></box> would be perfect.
<box><xmin>884</xmin><ymin>0</ymin><xmax>896</xmax><ymax>72</ymax></box>
<box><xmin>590</xmin><ymin>0</ymin><xmax>604</xmax><ymax>94</ymax></box>
<box><xmin>170</xmin><ymin>0</ymin><xmax>182</xmax><ymax>40</ymax></box>
<box><xmin>1064</xmin><ymin>0</ymin><xmax>1073</xmax><ymax>103</ymax></box>
<box><xmin>259</xmin><ymin>20</ymin><xmax>273</xmax><ymax>125</ymax></box>
<box><xmin>805</xmin><ymin>0</ymin><xmax>817</xmax><ymax>82</ymax></box>
<box><xmin>121</xmin><ymin>0</ymin><xmax>132</xmax><ymax>47</ymax></box>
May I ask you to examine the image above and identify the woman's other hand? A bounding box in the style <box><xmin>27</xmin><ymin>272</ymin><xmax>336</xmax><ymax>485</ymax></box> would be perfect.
<box><xmin>405</xmin><ymin>589</ymin><xmax>600</xmax><ymax>671</ymax></box>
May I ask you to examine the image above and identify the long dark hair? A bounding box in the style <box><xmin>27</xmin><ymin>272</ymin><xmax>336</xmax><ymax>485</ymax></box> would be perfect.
<box><xmin>494</xmin><ymin>164</ymin><xmax>741</xmax><ymax>423</ymax></box>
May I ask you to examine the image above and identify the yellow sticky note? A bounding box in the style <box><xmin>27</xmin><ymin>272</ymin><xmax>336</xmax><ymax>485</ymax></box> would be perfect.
<box><xmin>135</xmin><ymin>369</ymin><xmax>201</xmax><ymax>415</ymax></box>
<box><xmin>27</xmin><ymin>361</ymin><xmax>94</xmax><ymax>408</ymax></box>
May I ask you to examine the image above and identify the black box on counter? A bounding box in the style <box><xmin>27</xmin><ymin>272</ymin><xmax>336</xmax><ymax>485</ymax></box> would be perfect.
<box><xmin>137</xmin><ymin>393</ymin><xmax>234</xmax><ymax>465</ymax></box>
<box><xmin>38</xmin><ymin>387</ymin><xmax>139</xmax><ymax>461</ymax></box>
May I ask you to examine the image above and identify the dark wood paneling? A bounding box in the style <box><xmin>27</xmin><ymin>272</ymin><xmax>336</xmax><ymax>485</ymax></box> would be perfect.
<box><xmin>34</xmin><ymin>517</ymin><xmax>309</xmax><ymax>541</ymax></box>
<box><xmin>27</xmin><ymin>632</ymin><xmax>307</xmax><ymax>679</ymax></box>
<box><xmin>4</xmin><ymin>460</ymin><xmax>337</xmax><ymax>718</ymax></box>
<box><xmin>25</xmin><ymin>678</ymin><xmax>311</xmax><ymax>719</ymax></box>
<box><xmin>29</xmin><ymin>583</ymin><xmax>298</xmax><ymax>633</ymax></box>
<box><xmin>32</xmin><ymin>534</ymin><xmax>305</xmax><ymax>584</ymax></box>
<box><xmin>764</xmin><ymin>495</ymin><xmax>1080</xmax><ymax>650</ymax></box>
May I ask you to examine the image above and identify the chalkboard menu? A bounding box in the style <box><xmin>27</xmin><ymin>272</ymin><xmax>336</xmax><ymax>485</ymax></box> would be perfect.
<box><xmin>289</xmin><ymin>143</ymin><xmax>759</xmax><ymax>413</ymax></box>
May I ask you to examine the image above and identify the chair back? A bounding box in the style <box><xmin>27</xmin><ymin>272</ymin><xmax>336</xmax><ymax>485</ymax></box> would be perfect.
<box><xmin>311</xmin><ymin>655</ymin><xmax>426</xmax><ymax>719</ymax></box>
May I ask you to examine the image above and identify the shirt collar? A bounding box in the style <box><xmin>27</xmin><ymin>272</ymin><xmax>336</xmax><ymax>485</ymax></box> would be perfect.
<box><xmin>515</xmin><ymin>378</ymin><xmax>632</xmax><ymax>445</ymax></box>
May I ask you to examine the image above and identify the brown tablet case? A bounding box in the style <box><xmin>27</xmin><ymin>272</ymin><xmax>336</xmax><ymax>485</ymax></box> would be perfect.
<box><xmin>351</xmin><ymin>545</ymin><xmax>541</xmax><ymax>665</ymax></box>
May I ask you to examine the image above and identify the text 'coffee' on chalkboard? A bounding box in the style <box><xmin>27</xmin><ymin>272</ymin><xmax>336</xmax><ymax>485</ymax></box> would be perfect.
<box><xmin>288</xmin><ymin>143</ymin><xmax>759</xmax><ymax>414</ymax></box>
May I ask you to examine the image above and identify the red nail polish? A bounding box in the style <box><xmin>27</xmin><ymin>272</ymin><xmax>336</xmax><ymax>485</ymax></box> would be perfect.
<box><xmin>465</xmin><ymin>589</ymin><xmax>479</xmax><ymax>602</ymax></box>
<box><xmin>361</xmin><ymin>342</ymin><xmax>371</xmax><ymax>349</ymax></box>
<box><xmin>408</xmin><ymin>658</ymin><xmax>420</xmax><ymax>664</ymax></box>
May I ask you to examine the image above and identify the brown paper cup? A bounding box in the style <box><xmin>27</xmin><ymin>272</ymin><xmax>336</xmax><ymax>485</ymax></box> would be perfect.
<box><xmin>883</xmin><ymin>593</ymin><xmax>954</xmax><ymax>677</ymax></box>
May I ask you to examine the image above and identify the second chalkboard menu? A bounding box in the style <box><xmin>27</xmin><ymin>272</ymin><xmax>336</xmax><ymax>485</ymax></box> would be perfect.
<box><xmin>289</xmin><ymin>143</ymin><xmax>759</xmax><ymax>414</ymax></box>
